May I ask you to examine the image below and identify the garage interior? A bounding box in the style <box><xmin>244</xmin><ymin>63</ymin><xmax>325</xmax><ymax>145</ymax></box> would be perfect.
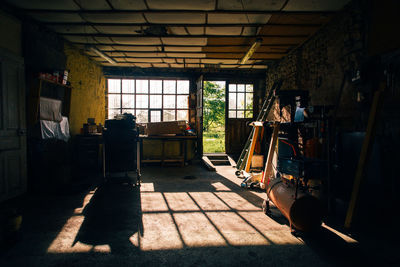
<box><xmin>1</xmin><ymin>0</ymin><xmax>399</xmax><ymax>266</ymax></box>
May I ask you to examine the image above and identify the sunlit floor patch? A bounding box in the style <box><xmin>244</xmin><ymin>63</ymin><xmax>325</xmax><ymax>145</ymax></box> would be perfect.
<box><xmin>173</xmin><ymin>212</ymin><xmax>227</xmax><ymax>247</ymax></box>
<box><xmin>322</xmin><ymin>223</ymin><xmax>359</xmax><ymax>244</ymax></box>
<box><xmin>136</xmin><ymin>213</ymin><xmax>184</xmax><ymax>250</ymax></box>
<box><xmin>140</xmin><ymin>182</ymin><xmax>155</xmax><ymax>192</ymax></box>
<box><xmin>214</xmin><ymin>192</ymin><xmax>260</xmax><ymax>211</ymax></box>
<box><xmin>47</xmin><ymin>216</ymin><xmax>111</xmax><ymax>253</ymax></box>
<box><xmin>164</xmin><ymin>192</ymin><xmax>200</xmax><ymax>211</ymax></box>
<box><xmin>188</xmin><ymin>192</ymin><xmax>231</xmax><ymax>211</ymax></box>
<box><xmin>206</xmin><ymin>211</ymin><xmax>270</xmax><ymax>246</ymax></box>
<box><xmin>141</xmin><ymin>192</ymin><xmax>169</xmax><ymax>212</ymax></box>
<box><xmin>211</xmin><ymin>182</ymin><xmax>231</xmax><ymax>191</ymax></box>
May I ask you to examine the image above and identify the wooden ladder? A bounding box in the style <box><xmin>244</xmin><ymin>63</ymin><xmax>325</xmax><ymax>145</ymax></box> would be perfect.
<box><xmin>236</xmin><ymin>80</ymin><xmax>282</xmax><ymax>172</ymax></box>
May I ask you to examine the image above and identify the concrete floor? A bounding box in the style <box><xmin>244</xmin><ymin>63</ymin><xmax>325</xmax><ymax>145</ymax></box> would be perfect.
<box><xmin>0</xmin><ymin>164</ymin><xmax>380</xmax><ymax>266</ymax></box>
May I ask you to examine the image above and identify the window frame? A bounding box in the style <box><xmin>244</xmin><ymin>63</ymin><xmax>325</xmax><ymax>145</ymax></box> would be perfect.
<box><xmin>228</xmin><ymin>83</ymin><xmax>254</xmax><ymax>119</ymax></box>
<box><xmin>106</xmin><ymin>78</ymin><xmax>190</xmax><ymax>123</ymax></box>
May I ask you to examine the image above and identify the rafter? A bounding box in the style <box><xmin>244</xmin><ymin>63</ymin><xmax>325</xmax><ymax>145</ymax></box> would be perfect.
<box><xmin>44</xmin><ymin>22</ymin><xmax>322</xmax><ymax>27</ymax></box>
<box><xmin>62</xmin><ymin>33</ymin><xmax>309</xmax><ymax>38</ymax></box>
<box><xmin>24</xmin><ymin>9</ymin><xmax>335</xmax><ymax>15</ymax></box>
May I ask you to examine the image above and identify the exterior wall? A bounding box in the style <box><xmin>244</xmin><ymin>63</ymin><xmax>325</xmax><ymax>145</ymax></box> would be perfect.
<box><xmin>65</xmin><ymin>44</ymin><xmax>105</xmax><ymax>135</ymax></box>
<box><xmin>0</xmin><ymin>10</ymin><xmax>21</xmax><ymax>56</ymax></box>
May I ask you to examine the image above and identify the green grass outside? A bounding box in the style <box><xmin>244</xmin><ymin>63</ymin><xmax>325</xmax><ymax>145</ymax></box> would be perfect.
<box><xmin>203</xmin><ymin>131</ymin><xmax>225</xmax><ymax>153</ymax></box>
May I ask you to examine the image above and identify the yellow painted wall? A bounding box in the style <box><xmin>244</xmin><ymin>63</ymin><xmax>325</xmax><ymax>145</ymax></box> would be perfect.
<box><xmin>65</xmin><ymin>44</ymin><xmax>105</xmax><ymax>135</ymax></box>
<box><xmin>0</xmin><ymin>10</ymin><xmax>21</xmax><ymax>56</ymax></box>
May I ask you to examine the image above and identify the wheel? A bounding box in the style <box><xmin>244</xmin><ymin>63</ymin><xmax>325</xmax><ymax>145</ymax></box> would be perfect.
<box><xmin>262</xmin><ymin>199</ymin><xmax>270</xmax><ymax>215</ymax></box>
<box><xmin>235</xmin><ymin>170</ymin><xmax>242</xmax><ymax>176</ymax></box>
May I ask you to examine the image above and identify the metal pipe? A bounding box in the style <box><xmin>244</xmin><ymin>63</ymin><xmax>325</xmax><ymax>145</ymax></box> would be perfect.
<box><xmin>267</xmin><ymin>177</ymin><xmax>322</xmax><ymax>232</ymax></box>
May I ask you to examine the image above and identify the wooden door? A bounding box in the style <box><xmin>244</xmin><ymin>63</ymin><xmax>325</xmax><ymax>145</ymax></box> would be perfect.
<box><xmin>195</xmin><ymin>75</ymin><xmax>203</xmax><ymax>156</ymax></box>
<box><xmin>225</xmin><ymin>81</ymin><xmax>255</xmax><ymax>155</ymax></box>
<box><xmin>0</xmin><ymin>48</ymin><xmax>27</xmax><ymax>202</ymax></box>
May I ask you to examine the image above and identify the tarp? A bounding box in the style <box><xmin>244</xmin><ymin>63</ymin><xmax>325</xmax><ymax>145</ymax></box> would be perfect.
<box><xmin>40</xmin><ymin>97</ymin><xmax>62</xmax><ymax>122</ymax></box>
<box><xmin>40</xmin><ymin>116</ymin><xmax>70</xmax><ymax>142</ymax></box>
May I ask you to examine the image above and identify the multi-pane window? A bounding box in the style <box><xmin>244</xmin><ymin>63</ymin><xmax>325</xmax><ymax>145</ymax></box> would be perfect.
<box><xmin>107</xmin><ymin>79</ymin><xmax>190</xmax><ymax>123</ymax></box>
<box><xmin>228</xmin><ymin>83</ymin><xmax>253</xmax><ymax>118</ymax></box>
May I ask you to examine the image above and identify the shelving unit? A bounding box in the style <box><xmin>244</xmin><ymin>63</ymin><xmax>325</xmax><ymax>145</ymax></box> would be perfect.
<box><xmin>27</xmin><ymin>77</ymin><xmax>71</xmax><ymax>127</ymax></box>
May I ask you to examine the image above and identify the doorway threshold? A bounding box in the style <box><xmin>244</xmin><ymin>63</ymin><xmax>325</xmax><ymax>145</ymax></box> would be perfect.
<box><xmin>202</xmin><ymin>153</ymin><xmax>236</xmax><ymax>171</ymax></box>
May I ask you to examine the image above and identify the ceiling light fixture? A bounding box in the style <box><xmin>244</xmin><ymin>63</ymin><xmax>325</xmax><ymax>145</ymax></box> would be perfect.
<box><xmin>240</xmin><ymin>38</ymin><xmax>263</xmax><ymax>65</ymax></box>
<box><xmin>87</xmin><ymin>46</ymin><xmax>116</xmax><ymax>65</ymax></box>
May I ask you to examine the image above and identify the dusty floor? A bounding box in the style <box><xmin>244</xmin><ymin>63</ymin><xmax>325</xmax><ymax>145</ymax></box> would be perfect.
<box><xmin>0</xmin><ymin>164</ymin><xmax>383</xmax><ymax>266</ymax></box>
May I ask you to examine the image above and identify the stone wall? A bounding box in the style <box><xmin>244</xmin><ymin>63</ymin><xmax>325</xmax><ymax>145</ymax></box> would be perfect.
<box><xmin>266</xmin><ymin>1</ymin><xmax>366</xmax><ymax>130</ymax></box>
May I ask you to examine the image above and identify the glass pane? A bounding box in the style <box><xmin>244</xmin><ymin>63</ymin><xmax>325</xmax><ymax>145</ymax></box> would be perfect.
<box><xmin>163</xmin><ymin>95</ymin><xmax>175</xmax><ymax>108</ymax></box>
<box><xmin>150</xmin><ymin>80</ymin><xmax>162</xmax><ymax>94</ymax></box>
<box><xmin>246</xmin><ymin>84</ymin><xmax>253</xmax><ymax>92</ymax></box>
<box><xmin>136</xmin><ymin>79</ymin><xmax>148</xmax><ymax>93</ymax></box>
<box><xmin>237</xmin><ymin>93</ymin><xmax>245</xmax><ymax>109</ymax></box>
<box><xmin>229</xmin><ymin>84</ymin><xmax>236</xmax><ymax>92</ymax></box>
<box><xmin>136</xmin><ymin>95</ymin><xmax>148</xmax><ymax>108</ymax></box>
<box><xmin>122</xmin><ymin>109</ymin><xmax>135</xmax><ymax>116</ymax></box>
<box><xmin>122</xmin><ymin>79</ymin><xmax>135</xmax><ymax>93</ymax></box>
<box><xmin>122</xmin><ymin>94</ymin><xmax>135</xmax><ymax>108</ymax></box>
<box><xmin>229</xmin><ymin>92</ymin><xmax>236</xmax><ymax>109</ymax></box>
<box><xmin>229</xmin><ymin>110</ymin><xmax>236</xmax><ymax>118</ymax></box>
<box><xmin>177</xmin><ymin>80</ymin><xmax>189</xmax><ymax>94</ymax></box>
<box><xmin>164</xmin><ymin>80</ymin><xmax>176</xmax><ymax>94</ymax></box>
<box><xmin>163</xmin><ymin>110</ymin><xmax>175</xmax><ymax>121</ymax></box>
<box><xmin>108</xmin><ymin>109</ymin><xmax>120</xmax><ymax>119</ymax></box>
<box><xmin>108</xmin><ymin>79</ymin><xmax>120</xmax><ymax>93</ymax></box>
<box><xmin>136</xmin><ymin>109</ymin><xmax>148</xmax><ymax>123</ymax></box>
<box><xmin>108</xmin><ymin>94</ymin><xmax>121</xmax><ymax>108</ymax></box>
<box><xmin>245</xmin><ymin>110</ymin><xmax>253</xmax><ymax>118</ymax></box>
<box><xmin>237</xmin><ymin>111</ymin><xmax>244</xmax><ymax>118</ymax></box>
<box><xmin>177</xmin><ymin>95</ymin><xmax>188</xmax><ymax>108</ymax></box>
<box><xmin>237</xmin><ymin>84</ymin><xmax>245</xmax><ymax>92</ymax></box>
<box><xmin>245</xmin><ymin>93</ymin><xmax>253</xmax><ymax>110</ymax></box>
<box><xmin>177</xmin><ymin>110</ymin><xmax>188</xmax><ymax>121</ymax></box>
<box><xmin>150</xmin><ymin>95</ymin><xmax>162</xmax><ymax>108</ymax></box>
<box><xmin>150</xmin><ymin>110</ymin><xmax>161</xmax><ymax>122</ymax></box>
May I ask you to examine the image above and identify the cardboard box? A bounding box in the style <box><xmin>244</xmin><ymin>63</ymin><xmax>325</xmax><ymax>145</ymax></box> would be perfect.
<box><xmin>146</xmin><ymin>120</ymin><xmax>188</xmax><ymax>136</ymax></box>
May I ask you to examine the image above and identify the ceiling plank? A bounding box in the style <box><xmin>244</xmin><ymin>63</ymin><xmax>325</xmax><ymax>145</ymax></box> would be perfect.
<box><xmin>60</xmin><ymin>33</ymin><xmax>310</xmax><ymax>38</ymax></box>
<box><xmin>41</xmin><ymin>22</ymin><xmax>323</xmax><ymax>27</ymax></box>
<box><xmin>23</xmin><ymin>9</ymin><xmax>335</xmax><ymax>15</ymax></box>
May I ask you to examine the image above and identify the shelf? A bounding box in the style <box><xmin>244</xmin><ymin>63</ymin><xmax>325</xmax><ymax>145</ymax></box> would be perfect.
<box><xmin>39</xmin><ymin>77</ymin><xmax>71</xmax><ymax>89</ymax></box>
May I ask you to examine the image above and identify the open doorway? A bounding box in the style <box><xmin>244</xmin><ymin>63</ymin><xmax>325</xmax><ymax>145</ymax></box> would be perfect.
<box><xmin>202</xmin><ymin>81</ymin><xmax>226</xmax><ymax>153</ymax></box>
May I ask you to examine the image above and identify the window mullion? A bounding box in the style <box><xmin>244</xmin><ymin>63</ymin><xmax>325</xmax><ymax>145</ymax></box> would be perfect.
<box><xmin>134</xmin><ymin>79</ymin><xmax>137</xmax><ymax>117</ymax></box>
<box><xmin>175</xmin><ymin>80</ymin><xmax>177</xmax><ymax>120</ymax></box>
<box><xmin>161</xmin><ymin>80</ymin><xmax>164</xmax><ymax>121</ymax></box>
<box><xmin>147</xmin><ymin>79</ymin><xmax>150</xmax><ymax>122</ymax></box>
<box><xmin>119</xmin><ymin>79</ymin><xmax>122</xmax><ymax>114</ymax></box>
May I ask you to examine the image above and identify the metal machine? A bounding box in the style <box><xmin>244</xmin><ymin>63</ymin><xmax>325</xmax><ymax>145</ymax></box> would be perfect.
<box><xmin>260</xmin><ymin>90</ymin><xmax>329</xmax><ymax>233</ymax></box>
<box><xmin>103</xmin><ymin>113</ymin><xmax>141</xmax><ymax>185</ymax></box>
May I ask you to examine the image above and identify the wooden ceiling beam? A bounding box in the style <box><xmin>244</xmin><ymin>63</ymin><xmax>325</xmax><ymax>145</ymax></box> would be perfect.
<box><xmin>89</xmin><ymin>55</ymin><xmax>283</xmax><ymax>60</ymax></box>
<box><xmin>101</xmin><ymin>51</ymin><xmax>285</xmax><ymax>55</ymax></box>
<box><xmin>44</xmin><ymin>22</ymin><xmax>322</xmax><ymax>27</ymax></box>
<box><xmin>72</xmin><ymin>43</ymin><xmax>294</xmax><ymax>47</ymax></box>
<box><xmin>24</xmin><ymin>9</ymin><xmax>335</xmax><ymax>15</ymax></box>
<box><xmin>62</xmin><ymin>33</ymin><xmax>309</xmax><ymax>38</ymax></box>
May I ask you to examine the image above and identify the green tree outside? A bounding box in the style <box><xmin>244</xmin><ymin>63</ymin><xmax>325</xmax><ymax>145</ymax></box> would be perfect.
<box><xmin>203</xmin><ymin>81</ymin><xmax>225</xmax><ymax>153</ymax></box>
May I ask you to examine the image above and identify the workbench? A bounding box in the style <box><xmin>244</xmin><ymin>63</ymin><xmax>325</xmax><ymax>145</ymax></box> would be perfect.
<box><xmin>140</xmin><ymin>135</ymin><xmax>197</xmax><ymax>166</ymax></box>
